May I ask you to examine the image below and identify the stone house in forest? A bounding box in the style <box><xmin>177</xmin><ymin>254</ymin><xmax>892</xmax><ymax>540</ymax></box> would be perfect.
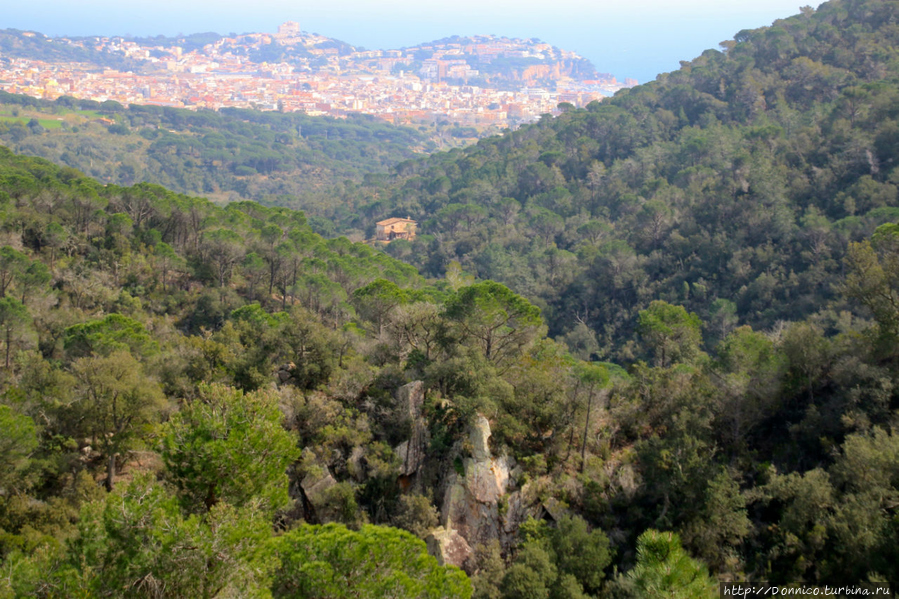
<box><xmin>376</xmin><ymin>217</ymin><xmax>417</xmax><ymax>242</ymax></box>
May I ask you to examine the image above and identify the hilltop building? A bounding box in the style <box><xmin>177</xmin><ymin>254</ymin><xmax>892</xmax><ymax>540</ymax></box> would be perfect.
<box><xmin>376</xmin><ymin>217</ymin><xmax>417</xmax><ymax>242</ymax></box>
<box><xmin>276</xmin><ymin>21</ymin><xmax>301</xmax><ymax>39</ymax></box>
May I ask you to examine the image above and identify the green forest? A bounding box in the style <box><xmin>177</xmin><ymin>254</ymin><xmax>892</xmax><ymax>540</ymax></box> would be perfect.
<box><xmin>1</xmin><ymin>0</ymin><xmax>899</xmax><ymax>597</ymax></box>
<box><xmin>0</xmin><ymin>92</ymin><xmax>431</xmax><ymax>218</ymax></box>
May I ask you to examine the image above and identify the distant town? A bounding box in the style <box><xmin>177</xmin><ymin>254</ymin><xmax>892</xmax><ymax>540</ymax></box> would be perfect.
<box><xmin>0</xmin><ymin>23</ymin><xmax>637</xmax><ymax>129</ymax></box>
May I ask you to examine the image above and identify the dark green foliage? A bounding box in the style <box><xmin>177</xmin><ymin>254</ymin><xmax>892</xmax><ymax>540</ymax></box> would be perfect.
<box><xmin>502</xmin><ymin>516</ymin><xmax>612</xmax><ymax>599</ymax></box>
<box><xmin>68</xmin><ymin>351</ymin><xmax>167</xmax><ymax>490</ymax></box>
<box><xmin>3</xmin><ymin>0</ymin><xmax>899</xmax><ymax>594</ymax></box>
<box><xmin>303</xmin><ymin>0</ymin><xmax>899</xmax><ymax>365</ymax></box>
<box><xmin>0</xmin><ymin>92</ymin><xmax>427</xmax><ymax>212</ymax></box>
<box><xmin>0</xmin><ymin>296</ymin><xmax>31</xmax><ymax>369</ymax></box>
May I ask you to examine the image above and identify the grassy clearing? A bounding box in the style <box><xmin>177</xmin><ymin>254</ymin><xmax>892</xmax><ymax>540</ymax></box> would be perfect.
<box><xmin>0</xmin><ymin>115</ymin><xmax>65</xmax><ymax>128</ymax></box>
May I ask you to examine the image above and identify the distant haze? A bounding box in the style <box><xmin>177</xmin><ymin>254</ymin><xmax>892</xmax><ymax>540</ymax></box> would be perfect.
<box><xmin>2</xmin><ymin>0</ymin><xmax>817</xmax><ymax>83</ymax></box>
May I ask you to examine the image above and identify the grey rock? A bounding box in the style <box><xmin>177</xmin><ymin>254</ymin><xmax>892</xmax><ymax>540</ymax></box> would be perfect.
<box><xmin>301</xmin><ymin>467</ymin><xmax>337</xmax><ymax>507</ymax></box>
<box><xmin>469</xmin><ymin>414</ymin><xmax>492</xmax><ymax>462</ymax></box>
<box><xmin>397</xmin><ymin>380</ymin><xmax>424</xmax><ymax>420</ymax></box>
<box><xmin>394</xmin><ymin>381</ymin><xmax>429</xmax><ymax>478</ymax></box>
<box><xmin>426</xmin><ymin>526</ymin><xmax>474</xmax><ymax>570</ymax></box>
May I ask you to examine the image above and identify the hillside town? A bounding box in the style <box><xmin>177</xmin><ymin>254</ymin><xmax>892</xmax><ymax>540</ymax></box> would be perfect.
<box><xmin>0</xmin><ymin>24</ymin><xmax>636</xmax><ymax>128</ymax></box>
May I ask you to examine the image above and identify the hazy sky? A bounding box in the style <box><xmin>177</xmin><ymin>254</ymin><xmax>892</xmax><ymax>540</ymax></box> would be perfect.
<box><xmin>3</xmin><ymin>0</ymin><xmax>819</xmax><ymax>82</ymax></box>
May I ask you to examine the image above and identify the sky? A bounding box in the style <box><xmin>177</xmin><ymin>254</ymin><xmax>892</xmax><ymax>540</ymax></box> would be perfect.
<box><xmin>2</xmin><ymin>0</ymin><xmax>820</xmax><ymax>83</ymax></box>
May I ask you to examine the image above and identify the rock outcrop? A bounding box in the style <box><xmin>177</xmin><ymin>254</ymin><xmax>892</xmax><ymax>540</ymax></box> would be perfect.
<box><xmin>394</xmin><ymin>381</ymin><xmax>429</xmax><ymax>479</ymax></box>
<box><xmin>425</xmin><ymin>526</ymin><xmax>474</xmax><ymax>572</ymax></box>
<box><xmin>276</xmin><ymin>362</ymin><xmax>296</xmax><ymax>384</ymax></box>
<box><xmin>437</xmin><ymin>414</ymin><xmax>535</xmax><ymax>558</ymax></box>
<box><xmin>301</xmin><ymin>466</ymin><xmax>337</xmax><ymax>505</ymax></box>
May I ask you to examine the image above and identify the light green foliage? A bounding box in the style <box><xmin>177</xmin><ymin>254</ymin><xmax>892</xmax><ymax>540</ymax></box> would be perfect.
<box><xmin>637</xmin><ymin>301</ymin><xmax>703</xmax><ymax>367</ymax></box>
<box><xmin>844</xmin><ymin>223</ymin><xmax>899</xmax><ymax>345</ymax></box>
<box><xmin>65</xmin><ymin>475</ymin><xmax>276</xmax><ymax>599</ymax></box>
<box><xmin>0</xmin><ymin>405</ymin><xmax>38</xmax><ymax>493</ymax></box>
<box><xmin>352</xmin><ymin>278</ymin><xmax>408</xmax><ymax>336</ymax></box>
<box><xmin>272</xmin><ymin>523</ymin><xmax>472</xmax><ymax>599</ymax></box>
<box><xmin>160</xmin><ymin>383</ymin><xmax>300</xmax><ymax>514</ymax></box>
<box><xmin>444</xmin><ymin>281</ymin><xmax>544</xmax><ymax>368</ymax></box>
<box><xmin>707</xmin><ymin>298</ymin><xmax>738</xmax><ymax>341</ymax></box>
<box><xmin>68</xmin><ymin>351</ymin><xmax>166</xmax><ymax>489</ymax></box>
<box><xmin>445</xmin><ymin>260</ymin><xmax>475</xmax><ymax>291</ymax></box>
<box><xmin>231</xmin><ymin>302</ymin><xmax>281</xmax><ymax>329</ymax></box>
<box><xmin>63</xmin><ymin>313</ymin><xmax>157</xmax><ymax>360</ymax></box>
<box><xmin>616</xmin><ymin>530</ymin><xmax>716</xmax><ymax>599</ymax></box>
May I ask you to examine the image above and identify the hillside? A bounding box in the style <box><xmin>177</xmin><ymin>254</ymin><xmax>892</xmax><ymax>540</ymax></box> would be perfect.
<box><xmin>0</xmin><ymin>91</ymin><xmax>428</xmax><ymax>215</ymax></box>
<box><xmin>312</xmin><ymin>0</ymin><xmax>899</xmax><ymax>360</ymax></box>
<box><xmin>2</xmin><ymin>0</ymin><xmax>899</xmax><ymax>596</ymax></box>
<box><xmin>0</xmin><ymin>29</ymin><xmax>140</xmax><ymax>70</ymax></box>
<box><xmin>395</xmin><ymin>35</ymin><xmax>606</xmax><ymax>90</ymax></box>
<box><xmin>0</xmin><ymin>123</ymin><xmax>897</xmax><ymax>595</ymax></box>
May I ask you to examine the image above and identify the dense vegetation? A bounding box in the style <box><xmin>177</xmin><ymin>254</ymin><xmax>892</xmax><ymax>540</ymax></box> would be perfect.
<box><xmin>1</xmin><ymin>0</ymin><xmax>899</xmax><ymax>597</ymax></box>
<box><xmin>313</xmin><ymin>0</ymin><xmax>899</xmax><ymax>359</ymax></box>
<box><xmin>0</xmin><ymin>93</ymin><xmax>429</xmax><ymax>222</ymax></box>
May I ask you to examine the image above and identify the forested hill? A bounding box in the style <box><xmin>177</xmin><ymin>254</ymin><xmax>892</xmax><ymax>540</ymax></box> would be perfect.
<box><xmin>311</xmin><ymin>0</ymin><xmax>899</xmax><ymax>360</ymax></box>
<box><xmin>1</xmin><ymin>120</ymin><xmax>899</xmax><ymax>594</ymax></box>
<box><xmin>3</xmin><ymin>0</ymin><xmax>899</xmax><ymax>595</ymax></box>
<box><xmin>0</xmin><ymin>92</ymin><xmax>428</xmax><ymax>215</ymax></box>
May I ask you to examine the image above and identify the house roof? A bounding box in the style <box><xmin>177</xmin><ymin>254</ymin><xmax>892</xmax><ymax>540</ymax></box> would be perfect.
<box><xmin>376</xmin><ymin>217</ymin><xmax>417</xmax><ymax>227</ymax></box>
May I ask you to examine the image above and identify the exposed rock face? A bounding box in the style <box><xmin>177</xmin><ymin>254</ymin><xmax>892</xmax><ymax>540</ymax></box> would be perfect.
<box><xmin>347</xmin><ymin>446</ymin><xmax>366</xmax><ymax>482</ymax></box>
<box><xmin>438</xmin><ymin>414</ymin><xmax>535</xmax><ymax>553</ymax></box>
<box><xmin>398</xmin><ymin>380</ymin><xmax>425</xmax><ymax>417</ymax></box>
<box><xmin>301</xmin><ymin>467</ymin><xmax>337</xmax><ymax>502</ymax></box>
<box><xmin>425</xmin><ymin>526</ymin><xmax>474</xmax><ymax>572</ymax></box>
<box><xmin>469</xmin><ymin>414</ymin><xmax>491</xmax><ymax>462</ymax></box>
<box><xmin>394</xmin><ymin>399</ymin><xmax>542</xmax><ymax>567</ymax></box>
<box><xmin>276</xmin><ymin>362</ymin><xmax>296</xmax><ymax>384</ymax></box>
<box><xmin>394</xmin><ymin>381</ymin><xmax>429</xmax><ymax>478</ymax></box>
